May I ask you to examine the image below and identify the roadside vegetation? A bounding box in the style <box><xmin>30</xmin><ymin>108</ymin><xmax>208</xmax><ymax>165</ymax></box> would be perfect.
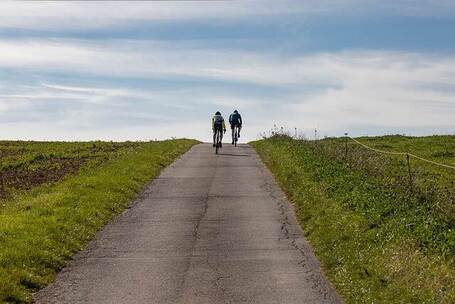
<box><xmin>0</xmin><ymin>139</ymin><xmax>197</xmax><ymax>303</ymax></box>
<box><xmin>251</xmin><ymin>134</ymin><xmax>455</xmax><ymax>304</ymax></box>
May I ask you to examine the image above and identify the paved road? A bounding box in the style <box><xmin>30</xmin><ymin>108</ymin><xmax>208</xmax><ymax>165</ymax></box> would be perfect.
<box><xmin>35</xmin><ymin>143</ymin><xmax>342</xmax><ymax>304</ymax></box>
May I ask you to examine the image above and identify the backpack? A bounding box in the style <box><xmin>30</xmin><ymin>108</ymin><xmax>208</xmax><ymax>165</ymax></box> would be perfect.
<box><xmin>214</xmin><ymin>115</ymin><xmax>223</xmax><ymax>125</ymax></box>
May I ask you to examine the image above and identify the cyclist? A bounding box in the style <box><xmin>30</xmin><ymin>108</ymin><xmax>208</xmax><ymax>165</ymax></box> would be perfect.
<box><xmin>212</xmin><ymin>111</ymin><xmax>226</xmax><ymax>147</ymax></box>
<box><xmin>229</xmin><ymin>110</ymin><xmax>242</xmax><ymax>144</ymax></box>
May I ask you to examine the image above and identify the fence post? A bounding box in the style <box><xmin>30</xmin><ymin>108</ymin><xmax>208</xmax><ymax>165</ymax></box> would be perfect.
<box><xmin>344</xmin><ymin>133</ymin><xmax>348</xmax><ymax>160</ymax></box>
<box><xmin>406</xmin><ymin>154</ymin><xmax>413</xmax><ymax>192</ymax></box>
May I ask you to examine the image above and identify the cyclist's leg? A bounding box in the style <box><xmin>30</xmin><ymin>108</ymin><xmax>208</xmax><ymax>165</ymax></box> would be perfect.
<box><xmin>213</xmin><ymin>128</ymin><xmax>217</xmax><ymax>147</ymax></box>
<box><xmin>220</xmin><ymin>128</ymin><xmax>223</xmax><ymax>146</ymax></box>
<box><xmin>231</xmin><ymin>125</ymin><xmax>235</xmax><ymax>144</ymax></box>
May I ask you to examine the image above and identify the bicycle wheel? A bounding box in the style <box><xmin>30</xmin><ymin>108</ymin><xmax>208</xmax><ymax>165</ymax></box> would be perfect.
<box><xmin>215</xmin><ymin>130</ymin><xmax>220</xmax><ymax>154</ymax></box>
<box><xmin>234</xmin><ymin>127</ymin><xmax>238</xmax><ymax>147</ymax></box>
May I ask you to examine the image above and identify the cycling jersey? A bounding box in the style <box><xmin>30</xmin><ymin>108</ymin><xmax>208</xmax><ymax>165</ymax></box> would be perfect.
<box><xmin>229</xmin><ymin>112</ymin><xmax>242</xmax><ymax>128</ymax></box>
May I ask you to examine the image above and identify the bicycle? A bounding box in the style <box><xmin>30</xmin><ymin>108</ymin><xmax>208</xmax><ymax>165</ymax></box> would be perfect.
<box><xmin>233</xmin><ymin>125</ymin><xmax>240</xmax><ymax>147</ymax></box>
<box><xmin>214</xmin><ymin>128</ymin><xmax>222</xmax><ymax>154</ymax></box>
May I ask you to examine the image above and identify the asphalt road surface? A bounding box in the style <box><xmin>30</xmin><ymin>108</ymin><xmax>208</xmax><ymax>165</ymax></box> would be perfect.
<box><xmin>35</xmin><ymin>143</ymin><xmax>342</xmax><ymax>304</ymax></box>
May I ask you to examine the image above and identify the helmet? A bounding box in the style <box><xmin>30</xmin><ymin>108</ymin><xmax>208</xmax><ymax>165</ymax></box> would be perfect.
<box><xmin>234</xmin><ymin>110</ymin><xmax>238</xmax><ymax>114</ymax></box>
<box><xmin>215</xmin><ymin>111</ymin><xmax>221</xmax><ymax>115</ymax></box>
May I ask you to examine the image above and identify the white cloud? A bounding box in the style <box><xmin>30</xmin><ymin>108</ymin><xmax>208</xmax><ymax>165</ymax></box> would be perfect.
<box><xmin>0</xmin><ymin>39</ymin><xmax>294</xmax><ymax>85</ymax></box>
<box><xmin>0</xmin><ymin>1</ymin><xmax>310</xmax><ymax>30</ymax></box>
<box><xmin>287</xmin><ymin>52</ymin><xmax>455</xmax><ymax>135</ymax></box>
<box><xmin>1</xmin><ymin>1</ymin><xmax>454</xmax><ymax>31</ymax></box>
<box><xmin>1</xmin><ymin>37</ymin><xmax>455</xmax><ymax>140</ymax></box>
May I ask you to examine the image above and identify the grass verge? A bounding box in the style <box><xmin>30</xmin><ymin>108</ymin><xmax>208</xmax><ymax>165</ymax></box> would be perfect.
<box><xmin>0</xmin><ymin>139</ymin><xmax>198</xmax><ymax>303</ymax></box>
<box><xmin>251</xmin><ymin>135</ymin><xmax>454</xmax><ymax>304</ymax></box>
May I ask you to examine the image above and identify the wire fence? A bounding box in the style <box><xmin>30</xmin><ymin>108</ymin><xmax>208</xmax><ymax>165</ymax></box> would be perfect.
<box><xmin>347</xmin><ymin>136</ymin><xmax>455</xmax><ymax>171</ymax></box>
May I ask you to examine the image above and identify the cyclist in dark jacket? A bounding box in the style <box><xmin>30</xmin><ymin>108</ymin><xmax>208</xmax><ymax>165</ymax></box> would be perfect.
<box><xmin>229</xmin><ymin>110</ymin><xmax>242</xmax><ymax>144</ymax></box>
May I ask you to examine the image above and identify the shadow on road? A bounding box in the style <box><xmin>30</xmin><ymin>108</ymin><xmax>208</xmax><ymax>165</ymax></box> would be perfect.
<box><xmin>219</xmin><ymin>153</ymin><xmax>249</xmax><ymax>157</ymax></box>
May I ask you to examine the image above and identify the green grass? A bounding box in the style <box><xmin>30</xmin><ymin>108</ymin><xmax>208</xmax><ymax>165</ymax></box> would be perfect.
<box><xmin>251</xmin><ymin>135</ymin><xmax>455</xmax><ymax>304</ymax></box>
<box><xmin>0</xmin><ymin>141</ymin><xmax>147</xmax><ymax>201</ymax></box>
<box><xmin>0</xmin><ymin>139</ymin><xmax>198</xmax><ymax>303</ymax></box>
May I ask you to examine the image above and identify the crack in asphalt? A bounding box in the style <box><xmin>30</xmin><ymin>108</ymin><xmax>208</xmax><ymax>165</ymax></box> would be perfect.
<box><xmin>258</xmin><ymin>158</ymin><xmax>342</xmax><ymax>303</ymax></box>
<box><xmin>176</xmin><ymin>151</ymin><xmax>218</xmax><ymax>302</ymax></box>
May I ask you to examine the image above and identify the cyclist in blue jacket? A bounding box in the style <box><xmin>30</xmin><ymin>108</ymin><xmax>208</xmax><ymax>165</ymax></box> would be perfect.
<box><xmin>229</xmin><ymin>110</ymin><xmax>242</xmax><ymax>144</ymax></box>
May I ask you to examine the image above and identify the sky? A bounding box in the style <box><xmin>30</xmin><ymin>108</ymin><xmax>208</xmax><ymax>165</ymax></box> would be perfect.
<box><xmin>1</xmin><ymin>1</ymin><xmax>455</xmax><ymax>142</ymax></box>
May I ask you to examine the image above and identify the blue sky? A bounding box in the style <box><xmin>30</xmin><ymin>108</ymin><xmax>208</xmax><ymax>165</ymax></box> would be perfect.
<box><xmin>0</xmin><ymin>1</ymin><xmax>455</xmax><ymax>141</ymax></box>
